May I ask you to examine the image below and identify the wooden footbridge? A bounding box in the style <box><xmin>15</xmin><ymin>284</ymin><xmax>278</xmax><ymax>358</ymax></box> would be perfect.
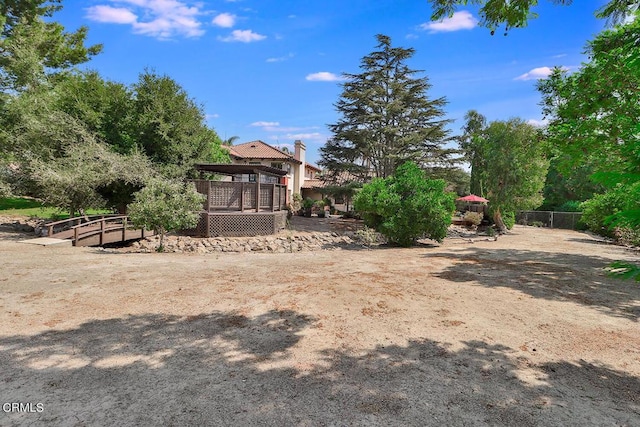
<box><xmin>44</xmin><ymin>215</ymin><xmax>154</xmax><ymax>247</ymax></box>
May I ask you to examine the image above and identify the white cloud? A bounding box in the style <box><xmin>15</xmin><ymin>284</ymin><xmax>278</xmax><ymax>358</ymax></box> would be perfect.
<box><xmin>251</xmin><ymin>121</ymin><xmax>280</xmax><ymax>128</ymax></box>
<box><xmin>86</xmin><ymin>5</ymin><xmax>137</xmax><ymax>24</ymax></box>
<box><xmin>284</xmin><ymin>133</ymin><xmax>324</xmax><ymax>141</ymax></box>
<box><xmin>219</xmin><ymin>29</ymin><xmax>266</xmax><ymax>42</ymax></box>
<box><xmin>86</xmin><ymin>0</ymin><xmax>204</xmax><ymax>39</ymax></box>
<box><xmin>266</xmin><ymin>53</ymin><xmax>294</xmax><ymax>63</ymax></box>
<box><xmin>206</xmin><ymin>113</ymin><xmax>220</xmax><ymax>120</ymax></box>
<box><xmin>252</xmin><ymin>122</ymin><xmax>320</xmax><ymax>133</ymax></box>
<box><xmin>515</xmin><ymin>66</ymin><xmax>568</xmax><ymax>81</ymax></box>
<box><xmin>420</xmin><ymin>11</ymin><xmax>478</xmax><ymax>33</ymax></box>
<box><xmin>527</xmin><ymin>119</ymin><xmax>548</xmax><ymax>128</ymax></box>
<box><xmin>305</xmin><ymin>72</ymin><xmax>344</xmax><ymax>82</ymax></box>
<box><xmin>212</xmin><ymin>12</ymin><xmax>236</xmax><ymax>28</ymax></box>
<box><xmin>552</xmin><ymin>53</ymin><xmax>567</xmax><ymax>58</ymax></box>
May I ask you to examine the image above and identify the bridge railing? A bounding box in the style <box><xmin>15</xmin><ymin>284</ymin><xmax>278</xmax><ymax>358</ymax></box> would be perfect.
<box><xmin>46</xmin><ymin>214</ymin><xmax>123</xmax><ymax>237</ymax></box>
<box><xmin>70</xmin><ymin>216</ymin><xmax>153</xmax><ymax>246</ymax></box>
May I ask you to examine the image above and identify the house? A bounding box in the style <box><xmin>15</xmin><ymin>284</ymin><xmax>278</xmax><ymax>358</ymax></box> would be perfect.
<box><xmin>300</xmin><ymin>163</ymin><xmax>326</xmax><ymax>201</ymax></box>
<box><xmin>225</xmin><ymin>140</ymin><xmax>324</xmax><ymax>202</ymax></box>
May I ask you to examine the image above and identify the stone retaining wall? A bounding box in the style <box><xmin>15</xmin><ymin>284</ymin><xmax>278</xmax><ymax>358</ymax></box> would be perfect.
<box><xmin>130</xmin><ymin>231</ymin><xmax>385</xmax><ymax>253</ymax></box>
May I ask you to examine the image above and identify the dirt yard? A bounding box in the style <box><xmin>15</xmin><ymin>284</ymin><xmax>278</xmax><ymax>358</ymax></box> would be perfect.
<box><xmin>0</xmin><ymin>218</ymin><xmax>639</xmax><ymax>426</ymax></box>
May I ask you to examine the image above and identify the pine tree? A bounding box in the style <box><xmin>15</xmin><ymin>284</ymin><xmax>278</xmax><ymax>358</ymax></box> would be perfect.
<box><xmin>320</xmin><ymin>34</ymin><xmax>453</xmax><ymax>183</ymax></box>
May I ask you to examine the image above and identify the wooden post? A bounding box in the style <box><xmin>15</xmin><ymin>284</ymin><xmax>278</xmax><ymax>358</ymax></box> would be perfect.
<box><xmin>122</xmin><ymin>217</ymin><xmax>127</xmax><ymax>242</ymax></box>
<box><xmin>100</xmin><ymin>219</ymin><xmax>105</xmax><ymax>246</ymax></box>
<box><xmin>256</xmin><ymin>173</ymin><xmax>261</xmax><ymax>212</ymax></box>
<box><xmin>74</xmin><ymin>227</ymin><xmax>79</xmax><ymax>246</ymax></box>
<box><xmin>272</xmin><ymin>183</ymin><xmax>276</xmax><ymax>212</ymax></box>
<box><xmin>241</xmin><ymin>182</ymin><xmax>245</xmax><ymax>212</ymax></box>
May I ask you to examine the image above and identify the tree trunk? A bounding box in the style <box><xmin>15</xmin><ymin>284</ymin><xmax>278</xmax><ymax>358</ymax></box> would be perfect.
<box><xmin>158</xmin><ymin>228</ymin><xmax>165</xmax><ymax>252</ymax></box>
<box><xmin>493</xmin><ymin>208</ymin><xmax>507</xmax><ymax>234</ymax></box>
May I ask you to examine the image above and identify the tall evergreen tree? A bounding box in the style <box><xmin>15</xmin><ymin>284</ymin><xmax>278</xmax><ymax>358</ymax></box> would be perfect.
<box><xmin>458</xmin><ymin>109</ymin><xmax>488</xmax><ymax>197</ymax></box>
<box><xmin>320</xmin><ymin>34</ymin><xmax>453</xmax><ymax>182</ymax></box>
<box><xmin>0</xmin><ymin>0</ymin><xmax>102</xmax><ymax>94</ymax></box>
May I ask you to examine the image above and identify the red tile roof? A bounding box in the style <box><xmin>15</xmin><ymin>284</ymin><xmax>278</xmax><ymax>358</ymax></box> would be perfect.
<box><xmin>305</xmin><ymin>163</ymin><xmax>322</xmax><ymax>172</ymax></box>
<box><xmin>228</xmin><ymin>140</ymin><xmax>301</xmax><ymax>164</ymax></box>
<box><xmin>301</xmin><ymin>179</ymin><xmax>326</xmax><ymax>189</ymax></box>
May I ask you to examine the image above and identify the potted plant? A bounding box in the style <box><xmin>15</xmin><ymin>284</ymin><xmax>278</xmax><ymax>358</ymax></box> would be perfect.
<box><xmin>315</xmin><ymin>200</ymin><xmax>326</xmax><ymax>218</ymax></box>
<box><xmin>302</xmin><ymin>198</ymin><xmax>314</xmax><ymax>217</ymax></box>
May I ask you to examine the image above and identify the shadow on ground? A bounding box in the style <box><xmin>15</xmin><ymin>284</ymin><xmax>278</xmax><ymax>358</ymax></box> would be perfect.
<box><xmin>1</xmin><ymin>309</ymin><xmax>638</xmax><ymax>426</ymax></box>
<box><xmin>430</xmin><ymin>248</ymin><xmax>640</xmax><ymax>321</ymax></box>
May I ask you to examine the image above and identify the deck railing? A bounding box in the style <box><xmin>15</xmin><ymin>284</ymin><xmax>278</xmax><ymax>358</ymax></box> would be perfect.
<box><xmin>191</xmin><ymin>180</ymin><xmax>287</xmax><ymax>212</ymax></box>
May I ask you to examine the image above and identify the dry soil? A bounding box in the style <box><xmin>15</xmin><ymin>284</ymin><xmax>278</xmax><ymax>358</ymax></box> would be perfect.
<box><xmin>0</xmin><ymin>219</ymin><xmax>639</xmax><ymax>426</ymax></box>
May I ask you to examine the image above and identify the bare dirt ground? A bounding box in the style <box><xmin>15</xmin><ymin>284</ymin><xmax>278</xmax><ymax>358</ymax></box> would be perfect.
<box><xmin>1</xmin><ymin>217</ymin><xmax>639</xmax><ymax>426</ymax></box>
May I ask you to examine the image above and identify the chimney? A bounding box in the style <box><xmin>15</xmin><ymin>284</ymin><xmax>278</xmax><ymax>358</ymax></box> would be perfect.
<box><xmin>293</xmin><ymin>140</ymin><xmax>306</xmax><ymax>194</ymax></box>
<box><xmin>294</xmin><ymin>140</ymin><xmax>305</xmax><ymax>162</ymax></box>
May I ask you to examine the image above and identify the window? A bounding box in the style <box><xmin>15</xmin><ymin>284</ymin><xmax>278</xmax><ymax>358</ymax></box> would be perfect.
<box><xmin>271</xmin><ymin>162</ymin><xmax>283</xmax><ymax>170</ymax></box>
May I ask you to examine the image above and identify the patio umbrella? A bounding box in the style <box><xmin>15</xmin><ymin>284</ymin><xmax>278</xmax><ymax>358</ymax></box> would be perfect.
<box><xmin>456</xmin><ymin>194</ymin><xmax>489</xmax><ymax>216</ymax></box>
<box><xmin>456</xmin><ymin>194</ymin><xmax>489</xmax><ymax>203</ymax></box>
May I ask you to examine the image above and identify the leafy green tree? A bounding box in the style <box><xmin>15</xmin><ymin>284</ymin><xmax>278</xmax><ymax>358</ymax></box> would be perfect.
<box><xmin>320</xmin><ymin>34</ymin><xmax>453</xmax><ymax>182</ymax></box>
<box><xmin>132</xmin><ymin>70</ymin><xmax>228</xmax><ymax>178</ymax></box>
<box><xmin>538</xmin><ymin>14</ymin><xmax>640</xmax><ymax>178</ymax></box>
<box><xmin>53</xmin><ymin>71</ymin><xmax>136</xmax><ymax>154</ymax></box>
<box><xmin>26</xmin><ymin>140</ymin><xmax>155</xmax><ymax>217</ymax></box>
<box><xmin>459</xmin><ymin>115</ymin><xmax>549</xmax><ymax>233</ymax></box>
<box><xmin>428</xmin><ymin>0</ymin><xmax>638</xmax><ymax>34</ymax></box>
<box><xmin>423</xmin><ymin>166</ymin><xmax>470</xmax><ymax>196</ymax></box>
<box><xmin>0</xmin><ymin>0</ymin><xmax>103</xmax><ymax>187</ymax></box>
<box><xmin>354</xmin><ymin>161</ymin><xmax>455</xmax><ymax>246</ymax></box>
<box><xmin>538</xmin><ymin>12</ymin><xmax>640</xmax><ymax>278</ymax></box>
<box><xmin>128</xmin><ymin>179</ymin><xmax>205</xmax><ymax>251</ymax></box>
<box><xmin>539</xmin><ymin>156</ymin><xmax>604</xmax><ymax>211</ymax></box>
<box><xmin>0</xmin><ymin>0</ymin><xmax>102</xmax><ymax>94</ymax></box>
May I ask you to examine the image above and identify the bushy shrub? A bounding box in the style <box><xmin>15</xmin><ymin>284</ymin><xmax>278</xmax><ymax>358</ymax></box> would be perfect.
<box><xmin>580</xmin><ymin>187</ymin><xmax>627</xmax><ymax>238</ymax></box>
<box><xmin>580</xmin><ymin>182</ymin><xmax>640</xmax><ymax>242</ymax></box>
<box><xmin>556</xmin><ymin>200</ymin><xmax>582</xmax><ymax>212</ymax></box>
<box><xmin>354</xmin><ymin>162</ymin><xmax>455</xmax><ymax>246</ymax></box>
<box><xmin>353</xmin><ymin>226</ymin><xmax>383</xmax><ymax>245</ymax></box>
<box><xmin>128</xmin><ymin>178</ymin><xmax>205</xmax><ymax>251</ymax></box>
<box><xmin>503</xmin><ymin>211</ymin><xmax>515</xmax><ymax>230</ymax></box>
<box><xmin>463</xmin><ymin>211</ymin><xmax>483</xmax><ymax>226</ymax></box>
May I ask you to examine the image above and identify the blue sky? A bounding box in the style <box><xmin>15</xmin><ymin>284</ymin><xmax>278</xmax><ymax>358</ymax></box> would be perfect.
<box><xmin>55</xmin><ymin>1</ymin><xmax>608</xmax><ymax>165</ymax></box>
